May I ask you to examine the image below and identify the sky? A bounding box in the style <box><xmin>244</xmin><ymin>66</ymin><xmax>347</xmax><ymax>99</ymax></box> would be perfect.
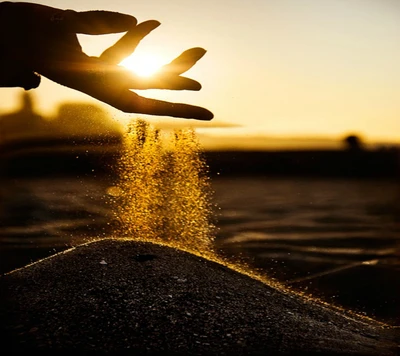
<box><xmin>1</xmin><ymin>0</ymin><xmax>400</xmax><ymax>146</ymax></box>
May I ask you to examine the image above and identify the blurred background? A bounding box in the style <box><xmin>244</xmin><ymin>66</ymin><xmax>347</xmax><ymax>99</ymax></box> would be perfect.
<box><xmin>1</xmin><ymin>0</ymin><xmax>400</xmax><ymax>147</ymax></box>
<box><xmin>0</xmin><ymin>0</ymin><xmax>399</xmax><ymax>327</ymax></box>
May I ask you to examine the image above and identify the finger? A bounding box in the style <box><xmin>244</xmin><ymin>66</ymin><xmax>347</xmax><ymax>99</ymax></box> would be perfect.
<box><xmin>62</xmin><ymin>10</ymin><xmax>137</xmax><ymax>34</ymax></box>
<box><xmin>99</xmin><ymin>20</ymin><xmax>161</xmax><ymax>65</ymax></box>
<box><xmin>0</xmin><ymin>62</ymin><xmax>41</xmax><ymax>90</ymax></box>
<box><xmin>38</xmin><ymin>57</ymin><xmax>213</xmax><ymax>119</ymax></box>
<box><xmin>92</xmin><ymin>63</ymin><xmax>202</xmax><ymax>91</ymax></box>
<box><xmin>160</xmin><ymin>48</ymin><xmax>207</xmax><ymax>76</ymax></box>
<box><xmin>106</xmin><ymin>68</ymin><xmax>202</xmax><ymax>91</ymax></box>
<box><xmin>118</xmin><ymin>92</ymin><xmax>214</xmax><ymax>120</ymax></box>
<box><xmin>132</xmin><ymin>74</ymin><xmax>202</xmax><ymax>91</ymax></box>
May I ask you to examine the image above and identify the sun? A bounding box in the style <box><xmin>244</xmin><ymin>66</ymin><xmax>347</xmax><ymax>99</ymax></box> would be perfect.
<box><xmin>119</xmin><ymin>52</ymin><xmax>165</xmax><ymax>77</ymax></box>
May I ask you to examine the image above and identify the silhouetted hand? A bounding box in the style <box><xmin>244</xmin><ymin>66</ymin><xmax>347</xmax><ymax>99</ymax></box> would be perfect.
<box><xmin>0</xmin><ymin>2</ymin><xmax>213</xmax><ymax>120</ymax></box>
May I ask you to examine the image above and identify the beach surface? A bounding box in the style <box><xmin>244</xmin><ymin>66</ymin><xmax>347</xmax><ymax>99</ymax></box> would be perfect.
<box><xmin>0</xmin><ymin>239</ymin><xmax>398</xmax><ymax>355</ymax></box>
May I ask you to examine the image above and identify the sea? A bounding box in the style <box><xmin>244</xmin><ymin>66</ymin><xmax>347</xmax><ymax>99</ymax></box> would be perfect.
<box><xmin>0</xmin><ymin>174</ymin><xmax>399</xmax><ymax>326</ymax></box>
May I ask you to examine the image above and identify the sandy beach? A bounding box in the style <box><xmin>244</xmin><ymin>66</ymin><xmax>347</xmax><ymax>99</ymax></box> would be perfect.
<box><xmin>1</xmin><ymin>239</ymin><xmax>398</xmax><ymax>355</ymax></box>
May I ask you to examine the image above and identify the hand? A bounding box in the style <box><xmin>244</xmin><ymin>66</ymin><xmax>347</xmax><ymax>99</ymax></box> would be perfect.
<box><xmin>0</xmin><ymin>2</ymin><xmax>213</xmax><ymax>120</ymax></box>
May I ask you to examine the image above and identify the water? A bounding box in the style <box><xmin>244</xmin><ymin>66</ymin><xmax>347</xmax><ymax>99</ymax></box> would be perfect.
<box><xmin>0</xmin><ymin>124</ymin><xmax>399</xmax><ymax>326</ymax></box>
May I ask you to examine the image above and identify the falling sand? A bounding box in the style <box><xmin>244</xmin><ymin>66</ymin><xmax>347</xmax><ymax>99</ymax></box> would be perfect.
<box><xmin>112</xmin><ymin>120</ymin><xmax>216</xmax><ymax>257</ymax></box>
<box><xmin>110</xmin><ymin>119</ymin><xmax>272</xmax><ymax>283</ymax></box>
<box><xmin>110</xmin><ymin>119</ymin><xmax>388</xmax><ymax>326</ymax></box>
<box><xmin>2</xmin><ymin>122</ymin><xmax>397</xmax><ymax>355</ymax></box>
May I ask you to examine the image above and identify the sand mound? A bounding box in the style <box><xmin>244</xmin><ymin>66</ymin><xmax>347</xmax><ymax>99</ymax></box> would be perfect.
<box><xmin>0</xmin><ymin>239</ymin><xmax>398</xmax><ymax>355</ymax></box>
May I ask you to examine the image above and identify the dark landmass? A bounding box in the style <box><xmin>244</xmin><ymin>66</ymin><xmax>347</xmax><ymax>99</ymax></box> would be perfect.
<box><xmin>0</xmin><ymin>138</ymin><xmax>399</xmax><ymax>179</ymax></box>
<box><xmin>0</xmin><ymin>137</ymin><xmax>121</xmax><ymax>177</ymax></box>
<box><xmin>0</xmin><ymin>239</ymin><xmax>398</xmax><ymax>355</ymax></box>
<box><xmin>205</xmin><ymin>149</ymin><xmax>399</xmax><ymax>178</ymax></box>
<box><xmin>1</xmin><ymin>92</ymin><xmax>399</xmax><ymax>178</ymax></box>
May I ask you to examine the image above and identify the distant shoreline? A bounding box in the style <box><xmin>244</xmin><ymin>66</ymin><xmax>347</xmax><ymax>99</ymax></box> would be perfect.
<box><xmin>0</xmin><ymin>137</ymin><xmax>398</xmax><ymax>178</ymax></box>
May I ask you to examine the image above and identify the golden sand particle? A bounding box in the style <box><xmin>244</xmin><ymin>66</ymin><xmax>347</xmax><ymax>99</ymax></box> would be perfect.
<box><xmin>112</xmin><ymin>119</ymin><xmax>216</xmax><ymax>257</ymax></box>
<box><xmin>109</xmin><ymin>119</ymin><xmax>386</xmax><ymax>327</ymax></box>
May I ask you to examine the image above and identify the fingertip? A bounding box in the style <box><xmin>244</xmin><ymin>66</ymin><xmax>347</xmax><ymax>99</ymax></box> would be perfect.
<box><xmin>177</xmin><ymin>76</ymin><xmax>202</xmax><ymax>91</ymax></box>
<box><xmin>190</xmin><ymin>82</ymin><xmax>202</xmax><ymax>91</ymax></box>
<box><xmin>193</xmin><ymin>47</ymin><xmax>207</xmax><ymax>54</ymax></box>
<box><xmin>195</xmin><ymin>108</ymin><xmax>214</xmax><ymax>121</ymax></box>
<box><xmin>138</xmin><ymin>20</ymin><xmax>161</xmax><ymax>31</ymax></box>
<box><xmin>180</xmin><ymin>80</ymin><xmax>202</xmax><ymax>91</ymax></box>
<box><xmin>190</xmin><ymin>47</ymin><xmax>207</xmax><ymax>59</ymax></box>
<box><xmin>158</xmin><ymin>75</ymin><xmax>202</xmax><ymax>91</ymax></box>
<box><xmin>204</xmin><ymin>110</ymin><xmax>214</xmax><ymax>121</ymax></box>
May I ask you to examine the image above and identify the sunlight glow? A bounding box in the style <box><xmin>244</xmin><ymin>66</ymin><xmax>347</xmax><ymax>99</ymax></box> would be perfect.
<box><xmin>119</xmin><ymin>52</ymin><xmax>165</xmax><ymax>77</ymax></box>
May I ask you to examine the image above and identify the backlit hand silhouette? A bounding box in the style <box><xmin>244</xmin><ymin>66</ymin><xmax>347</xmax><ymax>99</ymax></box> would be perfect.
<box><xmin>0</xmin><ymin>2</ymin><xmax>213</xmax><ymax>120</ymax></box>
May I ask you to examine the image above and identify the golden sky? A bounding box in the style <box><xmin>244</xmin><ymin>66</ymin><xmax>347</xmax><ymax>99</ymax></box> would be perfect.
<box><xmin>1</xmin><ymin>0</ymin><xmax>399</xmax><ymax>143</ymax></box>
